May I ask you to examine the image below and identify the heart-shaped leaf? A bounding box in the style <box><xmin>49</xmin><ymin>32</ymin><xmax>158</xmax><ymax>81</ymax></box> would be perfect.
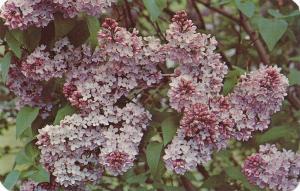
<box><xmin>235</xmin><ymin>0</ymin><xmax>255</xmax><ymax>18</ymax></box>
<box><xmin>257</xmin><ymin>18</ymin><xmax>288</xmax><ymax>51</ymax></box>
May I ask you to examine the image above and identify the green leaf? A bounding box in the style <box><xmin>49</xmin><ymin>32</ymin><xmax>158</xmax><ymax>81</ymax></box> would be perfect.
<box><xmin>54</xmin><ymin>15</ymin><xmax>76</xmax><ymax>40</ymax></box>
<box><xmin>161</xmin><ymin>117</ymin><xmax>178</xmax><ymax>146</ymax></box>
<box><xmin>86</xmin><ymin>15</ymin><xmax>100</xmax><ymax>48</ymax></box>
<box><xmin>255</xmin><ymin>125</ymin><xmax>297</xmax><ymax>144</ymax></box>
<box><xmin>16</xmin><ymin>107</ymin><xmax>39</xmax><ymax>138</ymax></box>
<box><xmin>54</xmin><ymin>104</ymin><xmax>75</xmax><ymax>125</ymax></box>
<box><xmin>146</xmin><ymin>141</ymin><xmax>163</xmax><ymax>177</ymax></box>
<box><xmin>223</xmin><ymin>66</ymin><xmax>245</xmax><ymax>95</ymax></box>
<box><xmin>143</xmin><ymin>0</ymin><xmax>161</xmax><ymax>21</ymax></box>
<box><xmin>25</xmin><ymin>142</ymin><xmax>39</xmax><ymax>161</ymax></box>
<box><xmin>3</xmin><ymin>170</ymin><xmax>20</xmax><ymax>190</ymax></box>
<box><xmin>0</xmin><ymin>52</ymin><xmax>12</xmax><ymax>82</ymax></box>
<box><xmin>288</xmin><ymin>69</ymin><xmax>300</xmax><ymax>85</ymax></box>
<box><xmin>15</xmin><ymin>150</ymin><xmax>32</xmax><ymax>165</ymax></box>
<box><xmin>257</xmin><ymin>18</ymin><xmax>288</xmax><ymax>51</ymax></box>
<box><xmin>5</xmin><ymin>30</ymin><xmax>23</xmax><ymax>58</ymax></box>
<box><xmin>235</xmin><ymin>0</ymin><xmax>255</xmax><ymax>18</ymax></box>
<box><xmin>289</xmin><ymin>56</ymin><xmax>300</xmax><ymax>62</ymax></box>
<box><xmin>126</xmin><ymin>172</ymin><xmax>149</xmax><ymax>184</ymax></box>
<box><xmin>24</xmin><ymin>27</ymin><xmax>41</xmax><ymax>52</ymax></box>
<box><xmin>202</xmin><ymin>174</ymin><xmax>226</xmax><ymax>189</ymax></box>
<box><xmin>225</xmin><ymin>167</ymin><xmax>262</xmax><ymax>191</ymax></box>
<box><xmin>29</xmin><ymin>166</ymin><xmax>50</xmax><ymax>183</ymax></box>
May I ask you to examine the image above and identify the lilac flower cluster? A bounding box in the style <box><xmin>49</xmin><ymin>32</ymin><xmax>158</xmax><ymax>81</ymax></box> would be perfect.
<box><xmin>37</xmin><ymin>102</ymin><xmax>151</xmax><ymax>187</ymax></box>
<box><xmin>243</xmin><ymin>144</ymin><xmax>300</xmax><ymax>191</ymax></box>
<box><xmin>229</xmin><ymin>66</ymin><xmax>289</xmax><ymax>141</ymax></box>
<box><xmin>20</xmin><ymin>180</ymin><xmax>58</xmax><ymax>191</ymax></box>
<box><xmin>21</xmin><ymin>38</ymin><xmax>74</xmax><ymax>81</ymax></box>
<box><xmin>64</xmin><ymin>18</ymin><xmax>163</xmax><ymax>112</ymax></box>
<box><xmin>163</xmin><ymin>11</ymin><xmax>288</xmax><ymax>174</ymax></box>
<box><xmin>35</xmin><ymin>18</ymin><xmax>162</xmax><ymax>188</ymax></box>
<box><xmin>6</xmin><ymin>38</ymin><xmax>74</xmax><ymax>117</ymax></box>
<box><xmin>0</xmin><ymin>0</ymin><xmax>116</xmax><ymax>30</ymax></box>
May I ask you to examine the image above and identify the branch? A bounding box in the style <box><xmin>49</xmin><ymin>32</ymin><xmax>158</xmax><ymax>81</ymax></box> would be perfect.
<box><xmin>196</xmin><ymin>0</ymin><xmax>270</xmax><ymax>65</ymax></box>
<box><xmin>197</xmin><ymin>165</ymin><xmax>209</xmax><ymax>179</ymax></box>
<box><xmin>180</xmin><ymin>176</ymin><xmax>197</xmax><ymax>191</ymax></box>
<box><xmin>239</xmin><ymin>13</ymin><xmax>270</xmax><ymax>65</ymax></box>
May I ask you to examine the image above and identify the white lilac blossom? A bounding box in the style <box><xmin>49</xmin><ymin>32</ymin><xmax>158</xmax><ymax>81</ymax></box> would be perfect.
<box><xmin>37</xmin><ymin>102</ymin><xmax>151</xmax><ymax>187</ymax></box>
<box><xmin>229</xmin><ymin>66</ymin><xmax>289</xmax><ymax>141</ymax></box>
<box><xmin>0</xmin><ymin>0</ymin><xmax>116</xmax><ymax>30</ymax></box>
<box><xmin>63</xmin><ymin>18</ymin><xmax>162</xmax><ymax>112</ymax></box>
<box><xmin>243</xmin><ymin>144</ymin><xmax>300</xmax><ymax>191</ymax></box>
<box><xmin>21</xmin><ymin>38</ymin><xmax>74</xmax><ymax>81</ymax></box>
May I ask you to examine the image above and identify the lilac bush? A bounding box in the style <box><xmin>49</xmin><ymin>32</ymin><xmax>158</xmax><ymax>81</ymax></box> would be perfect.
<box><xmin>0</xmin><ymin>1</ymin><xmax>299</xmax><ymax>190</ymax></box>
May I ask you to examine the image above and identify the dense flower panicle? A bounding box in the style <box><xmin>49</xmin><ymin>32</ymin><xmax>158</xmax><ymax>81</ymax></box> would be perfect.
<box><xmin>20</xmin><ymin>180</ymin><xmax>59</xmax><ymax>191</ymax></box>
<box><xmin>36</xmin><ymin>113</ymin><xmax>105</xmax><ymax>187</ymax></box>
<box><xmin>37</xmin><ymin>102</ymin><xmax>151</xmax><ymax>186</ymax></box>
<box><xmin>229</xmin><ymin>66</ymin><xmax>289</xmax><ymax>141</ymax></box>
<box><xmin>6</xmin><ymin>65</ymin><xmax>53</xmax><ymax>113</ymax></box>
<box><xmin>0</xmin><ymin>0</ymin><xmax>116</xmax><ymax>30</ymax></box>
<box><xmin>0</xmin><ymin>0</ymin><xmax>53</xmax><ymax>30</ymax></box>
<box><xmin>243</xmin><ymin>144</ymin><xmax>300</xmax><ymax>191</ymax></box>
<box><xmin>165</xmin><ymin>11</ymin><xmax>228</xmax><ymax>96</ymax></box>
<box><xmin>21</xmin><ymin>38</ymin><xmax>74</xmax><ymax>81</ymax></box>
<box><xmin>64</xmin><ymin>19</ymin><xmax>162</xmax><ymax>111</ymax></box>
<box><xmin>181</xmin><ymin>97</ymin><xmax>234</xmax><ymax>150</ymax></box>
<box><xmin>168</xmin><ymin>75</ymin><xmax>200</xmax><ymax>112</ymax></box>
<box><xmin>163</xmin><ymin>129</ymin><xmax>212</xmax><ymax>174</ymax></box>
<box><xmin>99</xmin><ymin>102</ymin><xmax>151</xmax><ymax>175</ymax></box>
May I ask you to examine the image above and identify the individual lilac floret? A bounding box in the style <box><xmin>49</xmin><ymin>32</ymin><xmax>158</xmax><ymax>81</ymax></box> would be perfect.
<box><xmin>165</xmin><ymin>11</ymin><xmax>228</xmax><ymax>96</ymax></box>
<box><xmin>229</xmin><ymin>66</ymin><xmax>289</xmax><ymax>141</ymax></box>
<box><xmin>21</xmin><ymin>38</ymin><xmax>74</xmax><ymax>81</ymax></box>
<box><xmin>243</xmin><ymin>144</ymin><xmax>300</xmax><ymax>191</ymax></box>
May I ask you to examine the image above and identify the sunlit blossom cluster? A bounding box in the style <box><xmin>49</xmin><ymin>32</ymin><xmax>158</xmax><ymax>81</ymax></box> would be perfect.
<box><xmin>0</xmin><ymin>0</ymin><xmax>116</xmax><ymax>30</ymax></box>
<box><xmin>163</xmin><ymin>11</ymin><xmax>288</xmax><ymax>174</ymax></box>
<box><xmin>243</xmin><ymin>144</ymin><xmax>300</xmax><ymax>191</ymax></box>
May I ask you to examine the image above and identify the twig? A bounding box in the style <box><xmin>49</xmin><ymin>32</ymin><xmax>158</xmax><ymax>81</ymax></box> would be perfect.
<box><xmin>239</xmin><ymin>14</ymin><xmax>270</xmax><ymax>65</ymax></box>
<box><xmin>196</xmin><ymin>0</ymin><xmax>270</xmax><ymax>65</ymax></box>
<box><xmin>190</xmin><ymin>0</ymin><xmax>206</xmax><ymax>30</ymax></box>
<box><xmin>180</xmin><ymin>176</ymin><xmax>197</xmax><ymax>191</ymax></box>
<box><xmin>124</xmin><ymin>0</ymin><xmax>135</xmax><ymax>28</ymax></box>
<box><xmin>197</xmin><ymin>165</ymin><xmax>209</xmax><ymax>179</ymax></box>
